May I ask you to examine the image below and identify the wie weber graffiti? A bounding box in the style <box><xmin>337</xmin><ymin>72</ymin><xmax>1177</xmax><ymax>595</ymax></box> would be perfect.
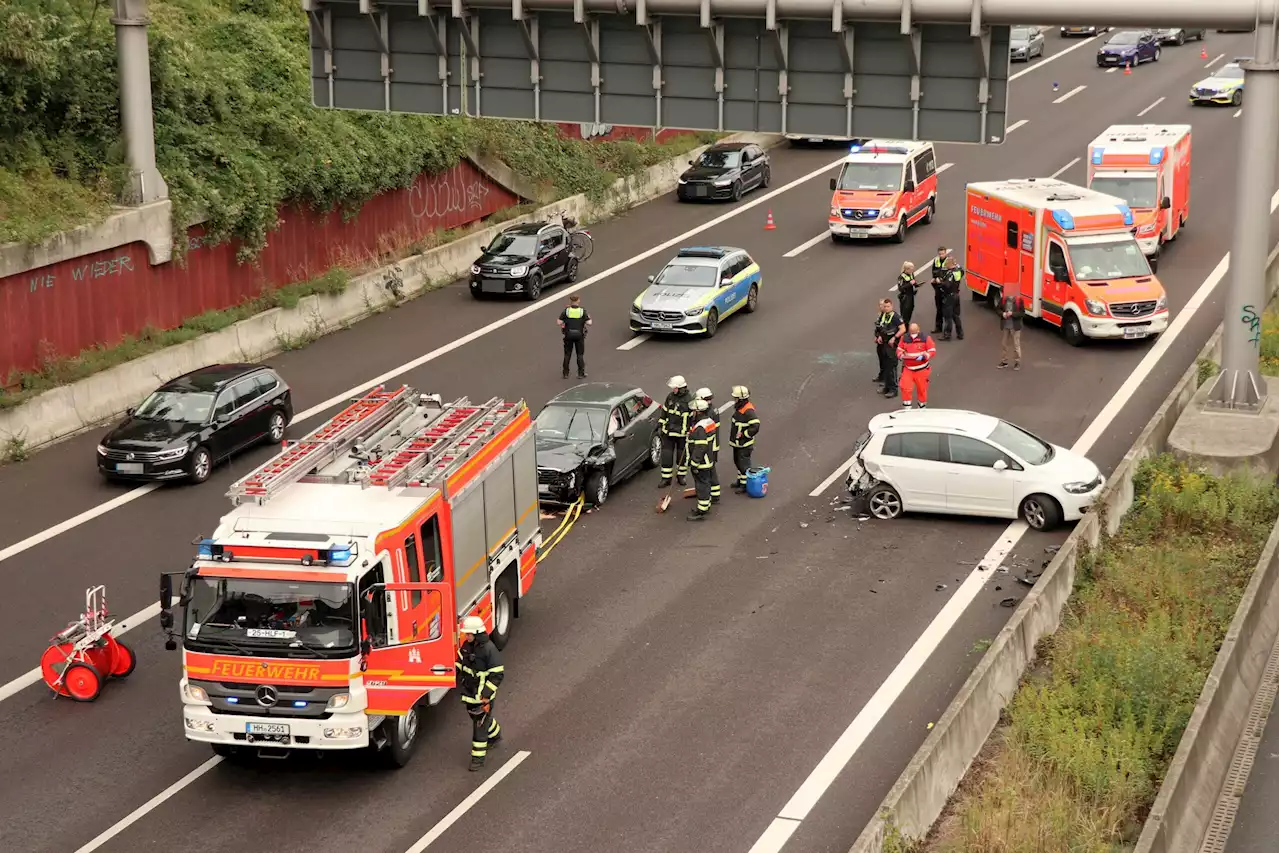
<box><xmin>409</xmin><ymin>167</ymin><xmax>492</xmax><ymax>222</ymax></box>
<box><xmin>27</xmin><ymin>255</ymin><xmax>135</xmax><ymax>293</ymax></box>
<box><xmin>1241</xmin><ymin>304</ymin><xmax>1261</xmax><ymax>348</ymax></box>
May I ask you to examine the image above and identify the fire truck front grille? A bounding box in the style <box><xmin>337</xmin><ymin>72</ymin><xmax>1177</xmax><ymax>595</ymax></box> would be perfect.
<box><xmin>191</xmin><ymin>679</ymin><xmax>343</xmax><ymax>720</ymax></box>
<box><xmin>1110</xmin><ymin>300</ymin><xmax>1158</xmax><ymax>318</ymax></box>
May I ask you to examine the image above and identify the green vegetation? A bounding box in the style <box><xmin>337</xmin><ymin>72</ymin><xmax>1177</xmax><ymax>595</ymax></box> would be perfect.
<box><xmin>925</xmin><ymin>455</ymin><xmax>1277</xmax><ymax>853</ymax></box>
<box><xmin>0</xmin><ymin>268</ymin><xmax>349</xmax><ymax>410</ymax></box>
<box><xmin>1260</xmin><ymin>304</ymin><xmax>1278</xmax><ymax>376</ymax></box>
<box><xmin>0</xmin><ymin>0</ymin><xmax>712</xmax><ymax>249</ymax></box>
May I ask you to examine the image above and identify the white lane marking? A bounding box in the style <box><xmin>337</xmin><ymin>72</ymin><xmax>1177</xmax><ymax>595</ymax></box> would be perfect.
<box><xmin>763</xmin><ymin>228</ymin><xmax>1280</xmax><ymax>853</ymax></box>
<box><xmin>73</xmin><ymin>756</ymin><xmax>223</xmax><ymax>852</ymax></box>
<box><xmin>404</xmin><ymin>752</ymin><xmax>531</xmax><ymax>851</ymax></box>
<box><xmin>0</xmin><ymin>154</ymin><xmax>852</xmax><ymax>572</ymax></box>
<box><xmin>0</xmin><ymin>484</ymin><xmax>159</xmax><ymax>565</ymax></box>
<box><xmin>617</xmin><ymin>334</ymin><xmax>650</xmax><ymax>351</ymax></box>
<box><xmin>1206</xmin><ymin>53</ymin><xmax>1225</xmax><ymax>68</ymax></box>
<box><xmin>1008</xmin><ymin>32</ymin><xmax>1103</xmax><ymax>81</ymax></box>
<box><xmin>788</xmin><ymin>164</ymin><xmax>953</xmax><ymax>260</ymax></box>
<box><xmin>1138</xmin><ymin>96</ymin><xmax>1165</xmax><ymax>116</ymax></box>
<box><xmin>1234</xmin><ymin>109</ymin><xmax>1243</xmax><ymax>118</ymax></box>
<box><xmin>1050</xmin><ymin>157</ymin><xmax>1081</xmax><ymax>179</ymax></box>
<box><xmin>784</xmin><ymin>231</ymin><xmax>833</xmax><ymax>258</ymax></box>
<box><xmin>1005</xmin><ymin>119</ymin><xmax>1030</xmax><ymax>134</ymax></box>
<box><xmin>1052</xmin><ymin>85</ymin><xmax>1086</xmax><ymax>104</ymax></box>
<box><xmin>1106</xmin><ymin>67</ymin><xmax>1117</xmax><ymax>74</ymax></box>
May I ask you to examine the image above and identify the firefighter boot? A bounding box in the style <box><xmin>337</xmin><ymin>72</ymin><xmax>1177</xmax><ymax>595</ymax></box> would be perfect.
<box><xmin>658</xmin><ymin>478</ymin><xmax>672</xmax><ymax>488</ymax></box>
<box><xmin>469</xmin><ymin>755</ymin><xmax>485</xmax><ymax>772</ymax></box>
<box><xmin>686</xmin><ymin>509</ymin><xmax>707</xmax><ymax>522</ymax></box>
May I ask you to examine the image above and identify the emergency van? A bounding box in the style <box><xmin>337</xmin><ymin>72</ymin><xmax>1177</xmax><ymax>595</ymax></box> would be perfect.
<box><xmin>964</xmin><ymin>178</ymin><xmax>1169</xmax><ymax>346</ymax></box>
<box><xmin>828</xmin><ymin>139</ymin><xmax>939</xmax><ymax>243</ymax></box>
<box><xmin>1086</xmin><ymin>124</ymin><xmax>1192</xmax><ymax>270</ymax></box>
<box><xmin>158</xmin><ymin>385</ymin><xmax>541</xmax><ymax>766</ymax></box>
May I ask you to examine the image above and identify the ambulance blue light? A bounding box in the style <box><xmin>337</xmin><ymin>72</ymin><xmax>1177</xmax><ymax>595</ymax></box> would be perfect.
<box><xmin>849</xmin><ymin>143</ymin><xmax>861</xmax><ymax>153</ymax></box>
<box><xmin>226</xmin><ymin>697</ymin><xmax>239</xmax><ymax>704</ymax></box>
<box><xmin>196</xmin><ymin>539</ymin><xmax>215</xmax><ymax>558</ymax></box>
<box><xmin>1117</xmin><ymin>204</ymin><xmax>1134</xmax><ymax>226</ymax></box>
<box><xmin>326</xmin><ymin>546</ymin><xmax>354</xmax><ymax>566</ymax></box>
<box><xmin>1148</xmin><ymin>148</ymin><xmax>1164</xmax><ymax>165</ymax></box>
<box><xmin>1090</xmin><ymin>148</ymin><xmax>1104</xmax><ymax>166</ymax></box>
<box><xmin>1050</xmin><ymin>209</ymin><xmax>1075</xmax><ymax>231</ymax></box>
<box><xmin>293</xmin><ymin>700</ymin><xmax>308</xmax><ymax>708</ymax></box>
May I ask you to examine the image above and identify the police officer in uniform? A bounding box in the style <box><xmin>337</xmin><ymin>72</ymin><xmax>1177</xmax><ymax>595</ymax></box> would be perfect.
<box><xmin>896</xmin><ymin>261</ymin><xmax>920</xmax><ymax>326</ymax></box>
<box><xmin>658</xmin><ymin>375</ymin><xmax>694</xmax><ymax>487</ymax></box>
<box><xmin>557</xmin><ymin>294</ymin><xmax>591</xmax><ymax>378</ymax></box>
<box><xmin>695</xmin><ymin>388</ymin><xmax>721</xmax><ymax>503</ymax></box>
<box><xmin>930</xmin><ymin>246</ymin><xmax>949</xmax><ymax>333</ymax></box>
<box><xmin>874</xmin><ymin>298</ymin><xmax>906</xmax><ymax>398</ymax></box>
<box><xmin>729</xmin><ymin>386</ymin><xmax>760</xmax><ymax>492</ymax></box>
<box><xmin>456</xmin><ymin>615</ymin><xmax>504</xmax><ymax>771</ymax></box>
<box><xmin>940</xmin><ymin>257</ymin><xmax>965</xmax><ymax>341</ymax></box>
<box><xmin>686</xmin><ymin>398</ymin><xmax>716</xmax><ymax>521</ymax></box>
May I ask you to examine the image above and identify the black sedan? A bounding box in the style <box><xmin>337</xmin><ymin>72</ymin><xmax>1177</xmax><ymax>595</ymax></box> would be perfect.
<box><xmin>97</xmin><ymin>364</ymin><xmax>293</xmax><ymax>484</ymax></box>
<box><xmin>469</xmin><ymin>220</ymin><xmax>579</xmax><ymax>301</ymax></box>
<box><xmin>534</xmin><ymin>383</ymin><xmax>662</xmax><ymax>507</ymax></box>
<box><xmin>676</xmin><ymin>142</ymin><xmax>772</xmax><ymax>202</ymax></box>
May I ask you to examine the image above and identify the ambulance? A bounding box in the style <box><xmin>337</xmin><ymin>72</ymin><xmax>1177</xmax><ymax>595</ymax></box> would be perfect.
<box><xmin>964</xmin><ymin>178</ymin><xmax>1169</xmax><ymax>346</ymax></box>
<box><xmin>828</xmin><ymin>139</ymin><xmax>940</xmax><ymax>243</ymax></box>
<box><xmin>158</xmin><ymin>385</ymin><xmax>542</xmax><ymax>766</ymax></box>
<box><xmin>1086</xmin><ymin>124</ymin><xmax>1192</xmax><ymax>270</ymax></box>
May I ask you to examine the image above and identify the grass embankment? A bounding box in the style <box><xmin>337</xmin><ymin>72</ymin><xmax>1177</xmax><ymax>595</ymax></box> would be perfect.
<box><xmin>916</xmin><ymin>455</ymin><xmax>1278</xmax><ymax>853</ymax></box>
<box><xmin>0</xmin><ymin>0</ymin><xmax>713</xmax><ymax>410</ymax></box>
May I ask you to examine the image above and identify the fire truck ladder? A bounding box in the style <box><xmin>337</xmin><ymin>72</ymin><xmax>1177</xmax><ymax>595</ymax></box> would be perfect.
<box><xmin>362</xmin><ymin>399</ymin><xmax>493</xmax><ymax>489</ymax></box>
<box><xmin>418</xmin><ymin>398</ymin><xmax>525</xmax><ymax>491</ymax></box>
<box><xmin>227</xmin><ymin>385</ymin><xmax>416</xmax><ymax>505</ymax></box>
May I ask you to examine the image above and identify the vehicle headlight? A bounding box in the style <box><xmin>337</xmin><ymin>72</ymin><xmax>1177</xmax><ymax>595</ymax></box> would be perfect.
<box><xmin>323</xmin><ymin>726</ymin><xmax>364</xmax><ymax>739</ymax></box>
<box><xmin>1063</xmin><ymin>479</ymin><xmax>1098</xmax><ymax>494</ymax></box>
<box><xmin>566</xmin><ymin>472</ymin><xmax>576</xmax><ymax>489</ymax></box>
<box><xmin>153</xmin><ymin>445</ymin><xmax>190</xmax><ymax>462</ymax></box>
<box><xmin>470</xmin><ymin>264</ymin><xmax>481</xmax><ymax>275</ymax></box>
<box><xmin>880</xmin><ymin>204</ymin><xmax>896</xmax><ymax>219</ymax></box>
<box><xmin>1156</xmin><ymin>294</ymin><xmax>1167</xmax><ymax>311</ymax></box>
<box><xmin>1138</xmin><ymin>223</ymin><xmax>1156</xmax><ymax>235</ymax></box>
<box><xmin>183</xmin><ymin>683</ymin><xmax>210</xmax><ymax>703</ymax></box>
<box><xmin>685</xmin><ymin>306</ymin><xmax>705</xmax><ymax>316</ymax></box>
<box><xmin>714</xmin><ymin>177</ymin><xmax>733</xmax><ymax>187</ymax></box>
<box><xmin>632</xmin><ymin>296</ymin><xmax>643</xmax><ymax>311</ymax></box>
<box><xmin>97</xmin><ymin>444</ymin><xmax>109</xmax><ymax>456</ymax></box>
<box><xmin>326</xmin><ymin>692</ymin><xmax>351</xmax><ymax>711</ymax></box>
<box><xmin>509</xmin><ymin>265</ymin><xmax>528</xmax><ymax>278</ymax></box>
<box><xmin>1085</xmin><ymin>298</ymin><xmax>1107</xmax><ymax>316</ymax></box>
<box><xmin>185</xmin><ymin>717</ymin><xmax>216</xmax><ymax>733</ymax></box>
<box><xmin>677</xmin><ymin>178</ymin><xmax>687</xmax><ymax>185</ymax></box>
<box><xmin>831</xmin><ymin>206</ymin><xmax>841</xmax><ymax>218</ymax></box>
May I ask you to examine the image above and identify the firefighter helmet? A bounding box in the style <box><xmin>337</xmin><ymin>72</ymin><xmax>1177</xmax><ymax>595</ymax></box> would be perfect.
<box><xmin>461</xmin><ymin>616</ymin><xmax>487</xmax><ymax>635</ymax></box>
<box><xmin>689</xmin><ymin>398</ymin><xmax>709</xmax><ymax>412</ymax></box>
<box><xmin>668</xmin><ymin>375</ymin><xmax>687</xmax><ymax>390</ymax></box>
<box><xmin>695</xmin><ymin>387</ymin><xmax>714</xmax><ymax>401</ymax></box>
<box><xmin>731</xmin><ymin>385</ymin><xmax>750</xmax><ymax>400</ymax></box>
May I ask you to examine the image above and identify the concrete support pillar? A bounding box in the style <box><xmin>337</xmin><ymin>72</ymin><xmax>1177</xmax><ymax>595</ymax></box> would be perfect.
<box><xmin>111</xmin><ymin>0</ymin><xmax>169</xmax><ymax>205</ymax></box>
<box><xmin>1209</xmin><ymin>10</ymin><xmax>1279</xmax><ymax>411</ymax></box>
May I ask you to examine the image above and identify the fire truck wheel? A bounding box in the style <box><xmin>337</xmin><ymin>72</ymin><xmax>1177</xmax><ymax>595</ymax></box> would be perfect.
<box><xmin>380</xmin><ymin>707</ymin><xmax>421</xmax><ymax>768</ymax></box>
<box><xmin>63</xmin><ymin>662</ymin><xmax>103</xmax><ymax>702</ymax></box>
<box><xmin>1061</xmin><ymin>314</ymin><xmax>1086</xmax><ymax>347</ymax></box>
<box><xmin>987</xmin><ymin>287</ymin><xmax>1003</xmax><ymax>311</ymax></box>
<box><xmin>490</xmin><ymin>576</ymin><xmax>517</xmax><ymax>651</ymax></box>
<box><xmin>923</xmin><ymin>198</ymin><xmax>935</xmax><ymax>225</ymax></box>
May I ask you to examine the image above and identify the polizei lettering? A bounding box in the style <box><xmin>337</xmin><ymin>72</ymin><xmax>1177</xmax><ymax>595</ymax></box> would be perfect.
<box><xmin>209</xmin><ymin>660</ymin><xmax>323</xmax><ymax>681</ymax></box>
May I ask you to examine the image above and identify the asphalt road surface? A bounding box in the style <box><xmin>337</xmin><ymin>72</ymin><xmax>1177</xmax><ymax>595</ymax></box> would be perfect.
<box><xmin>1</xmin><ymin>30</ymin><xmax>1276</xmax><ymax>853</ymax></box>
<box><xmin>1225</xmin><ymin>700</ymin><xmax>1278</xmax><ymax>853</ymax></box>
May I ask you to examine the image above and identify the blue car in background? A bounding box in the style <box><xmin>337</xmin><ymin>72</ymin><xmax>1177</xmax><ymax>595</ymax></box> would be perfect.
<box><xmin>1097</xmin><ymin>30</ymin><xmax>1161</xmax><ymax>67</ymax></box>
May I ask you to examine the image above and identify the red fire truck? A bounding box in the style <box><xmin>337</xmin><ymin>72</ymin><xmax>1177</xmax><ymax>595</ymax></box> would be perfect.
<box><xmin>159</xmin><ymin>385</ymin><xmax>541</xmax><ymax>766</ymax></box>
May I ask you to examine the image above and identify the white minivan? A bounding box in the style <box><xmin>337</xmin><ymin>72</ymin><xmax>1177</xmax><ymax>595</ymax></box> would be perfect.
<box><xmin>845</xmin><ymin>409</ymin><xmax>1105</xmax><ymax>530</ymax></box>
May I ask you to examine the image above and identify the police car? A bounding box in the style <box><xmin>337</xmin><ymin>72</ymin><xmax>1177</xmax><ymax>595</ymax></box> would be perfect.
<box><xmin>629</xmin><ymin>246</ymin><xmax>761</xmax><ymax>338</ymax></box>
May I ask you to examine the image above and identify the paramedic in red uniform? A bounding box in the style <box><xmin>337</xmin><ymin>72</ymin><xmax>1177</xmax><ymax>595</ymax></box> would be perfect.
<box><xmin>896</xmin><ymin>323</ymin><xmax>936</xmax><ymax>409</ymax></box>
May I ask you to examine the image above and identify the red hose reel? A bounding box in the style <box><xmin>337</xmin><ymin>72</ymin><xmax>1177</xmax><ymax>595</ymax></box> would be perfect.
<box><xmin>40</xmin><ymin>586</ymin><xmax>136</xmax><ymax>702</ymax></box>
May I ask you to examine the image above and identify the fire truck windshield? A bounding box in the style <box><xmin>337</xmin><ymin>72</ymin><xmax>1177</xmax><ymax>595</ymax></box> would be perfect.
<box><xmin>183</xmin><ymin>577</ymin><xmax>357</xmax><ymax>657</ymax></box>
<box><xmin>1089</xmin><ymin>175</ymin><xmax>1159</xmax><ymax>209</ymax></box>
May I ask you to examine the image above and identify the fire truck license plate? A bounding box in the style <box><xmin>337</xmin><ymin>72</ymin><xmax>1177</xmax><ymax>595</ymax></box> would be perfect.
<box><xmin>247</xmin><ymin>723</ymin><xmax>290</xmax><ymax>737</ymax></box>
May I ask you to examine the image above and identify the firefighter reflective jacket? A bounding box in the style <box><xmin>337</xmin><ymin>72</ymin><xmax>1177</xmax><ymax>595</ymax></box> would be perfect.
<box><xmin>659</xmin><ymin>390</ymin><xmax>694</xmax><ymax>437</ymax></box>
<box><xmin>730</xmin><ymin>401</ymin><xmax>760</xmax><ymax>448</ymax></box>
<box><xmin>706</xmin><ymin>407</ymin><xmax>720</xmax><ymax>457</ymax></box>
<box><xmin>457</xmin><ymin>634</ymin><xmax>504</xmax><ymax>705</ymax></box>
<box><xmin>687</xmin><ymin>418</ymin><xmax>716</xmax><ymax>470</ymax></box>
<box><xmin>897</xmin><ymin>333</ymin><xmax>937</xmax><ymax>371</ymax></box>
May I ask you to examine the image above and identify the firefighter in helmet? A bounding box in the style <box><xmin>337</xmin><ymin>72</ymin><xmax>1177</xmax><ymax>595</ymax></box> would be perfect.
<box><xmin>457</xmin><ymin>615</ymin><xmax>504</xmax><ymax>771</ymax></box>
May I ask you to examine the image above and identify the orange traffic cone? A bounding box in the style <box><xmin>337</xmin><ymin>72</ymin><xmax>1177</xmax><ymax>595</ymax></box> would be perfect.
<box><xmin>1124</xmin><ymin>61</ymin><xmax>1132</xmax><ymax>75</ymax></box>
<box><xmin>1200</xmin><ymin>46</ymin><xmax>1208</xmax><ymax>60</ymax></box>
<box><xmin>764</xmin><ymin>209</ymin><xmax>776</xmax><ymax>230</ymax></box>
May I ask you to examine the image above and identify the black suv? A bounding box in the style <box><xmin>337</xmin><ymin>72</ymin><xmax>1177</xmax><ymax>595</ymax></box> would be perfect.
<box><xmin>96</xmin><ymin>363</ymin><xmax>293</xmax><ymax>485</ymax></box>
<box><xmin>676</xmin><ymin>142</ymin><xmax>772</xmax><ymax>202</ymax></box>
<box><xmin>469</xmin><ymin>221</ymin><xmax>579</xmax><ymax>301</ymax></box>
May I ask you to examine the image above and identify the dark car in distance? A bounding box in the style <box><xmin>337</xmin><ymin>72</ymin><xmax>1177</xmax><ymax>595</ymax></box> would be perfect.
<box><xmin>97</xmin><ymin>364</ymin><xmax>293</xmax><ymax>484</ymax></box>
<box><xmin>1154</xmin><ymin>27</ymin><xmax>1205</xmax><ymax>45</ymax></box>
<box><xmin>535</xmin><ymin>383</ymin><xmax>663</xmax><ymax>507</ymax></box>
<box><xmin>676</xmin><ymin>142</ymin><xmax>772</xmax><ymax>202</ymax></box>
<box><xmin>469</xmin><ymin>220</ymin><xmax>579</xmax><ymax>301</ymax></box>
<box><xmin>1097</xmin><ymin>30</ymin><xmax>1161</xmax><ymax>66</ymax></box>
<box><xmin>1061</xmin><ymin>25</ymin><xmax>1109</xmax><ymax>36</ymax></box>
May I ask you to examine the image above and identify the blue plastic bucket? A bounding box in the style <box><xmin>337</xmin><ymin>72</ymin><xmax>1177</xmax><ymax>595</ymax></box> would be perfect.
<box><xmin>745</xmin><ymin>467</ymin><xmax>771</xmax><ymax>498</ymax></box>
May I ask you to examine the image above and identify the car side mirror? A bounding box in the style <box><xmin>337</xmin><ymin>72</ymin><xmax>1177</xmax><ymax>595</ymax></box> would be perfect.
<box><xmin>829</xmin><ymin>178</ymin><xmax>838</xmax><ymax>191</ymax></box>
<box><xmin>160</xmin><ymin>573</ymin><xmax>173</xmax><ymax>611</ymax></box>
<box><xmin>610</xmin><ymin>429</ymin><xmax>626</xmax><ymax>441</ymax></box>
<box><xmin>993</xmin><ymin>459</ymin><xmax>1009</xmax><ymax>471</ymax></box>
<box><xmin>1160</xmin><ymin>197</ymin><xmax>1172</xmax><ymax>210</ymax></box>
<box><xmin>647</xmin><ymin>275</ymin><xmax>655</xmax><ymax>283</ymax></box>
<box><xmin>688</xmin><ymin>160</ymin><xmax>695</xmax><ymax>165</ymax></box>
<box><xmin>903</xmin><ymin>180</ymin><xmax>916</xmax><ymax>193</ymax></box>
<box><xmin>1053</xmin><ymin>269</ymin><xmax>1070</xmax><ymax>283</ymax></box>
<box><xmin>720</xmin><ymin>278</ymin><xmax>733</xmax><ymax>287</ymax></box>
<box><xmin>125</xmin><ymin>407</ymin><xmax>135</xmax><ymax>417</ymax></box>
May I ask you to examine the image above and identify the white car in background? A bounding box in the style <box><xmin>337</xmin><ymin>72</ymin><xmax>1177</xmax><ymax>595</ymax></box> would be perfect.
<box><xmin>845</xmin><ymin>409</ymin><xmax>1105</xmax><ymax>530</ymax></box>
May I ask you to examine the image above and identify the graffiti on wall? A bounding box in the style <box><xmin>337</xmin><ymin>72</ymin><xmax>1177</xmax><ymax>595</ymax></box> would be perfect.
<box><xmin>1241</xmin><ymin>304</ymin><xmax>1261</xmax><ymax>348</ymax></box>
<box><xmin>409</xmin><ymin>167</ymin><xmax>492</xmax><ymax>221</ymax></box>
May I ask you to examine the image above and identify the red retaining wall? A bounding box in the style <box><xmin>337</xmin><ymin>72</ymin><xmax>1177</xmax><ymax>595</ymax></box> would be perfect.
<box><xmin>0</xmin><ymin>158</ymin><xmax>519</xmax><ymax>380</ymax></box>
<box><xmin>555</xmin><ymin>122</ymin><xmax>687</xmax><ymax>144</ymax></box>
